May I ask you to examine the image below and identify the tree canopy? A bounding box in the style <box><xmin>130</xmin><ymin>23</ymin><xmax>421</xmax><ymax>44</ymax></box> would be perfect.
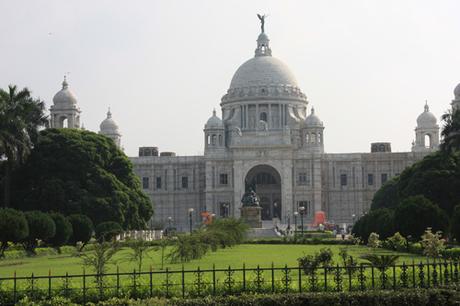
<box><xmin>0</xmin><ymin>85</ymin><xmax>48</xmax><ymax>207</ymax></box>
<box><xmin>10</xmin><ymin>128</ymin><xmax>153</xmax><ymax>229</ymax></box>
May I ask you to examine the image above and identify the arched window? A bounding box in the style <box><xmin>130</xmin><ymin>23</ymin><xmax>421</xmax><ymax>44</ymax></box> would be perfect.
<box><xmin>207</xmin><ymin>135</ymin><xmax>211</xmax><ymax>145</ymax></box>
<box><xmin>218</xmin><ymin>134</ymin><xmax>223</xmax><ymax>146</ymax></box>
<box><xmin>311</xmin><ymin>133</ymin><xmax>317</xmax><ymax>143</ymax></box>
<box><xmin>211</xmin><ymin>135</ymin><xmax>217</xmax><ymax>146</ymax></box>
<box><xmin>305</xmin><ymin>133</ymin><xmax>310</xmax><ymax>144</ymax></box>
<box><xmin>425</xmin><ymin>134</ymin><xmax>432</xmax><ymax>148</ymax></box>
<box><xmin>317</xmin><ymin>133</ymin><xmax>321</xmax><ymax>143</ymax></box>
<box><xmin>260</xmin><ymin>112</ymin><xmax>267</xmax><ymax>122</ymax></box>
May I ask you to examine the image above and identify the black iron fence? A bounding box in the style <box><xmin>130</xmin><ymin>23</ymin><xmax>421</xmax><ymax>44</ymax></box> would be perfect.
<box><xmin>0</xmin><ymin>260</ymin><xmax>458</xmax><ymax>304</ymax></box>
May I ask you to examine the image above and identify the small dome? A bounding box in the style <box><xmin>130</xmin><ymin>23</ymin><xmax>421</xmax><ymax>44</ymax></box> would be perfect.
<box><xmin>99</xmin><ymin>108</ymin><xmax>120</xmax><ymax>135</ymax></box>
<box><xmin>416</xmin><ymin>102</ymin><xmax>437</xmax><ymax>127</ymax></box>
<box><xmin>205</xmin><ymin>109</ymin><xmax>223</xmax><ymax>129</ymax></box>
<box><xmin>230</xmin><ymin>56</ymin><xmax>298</xmax><ymax>89</ymax></box>
<box><xmin>305</xmin><ymin>107</ymin><xmax>323</xmax><ymax>127</ymax></box>
<box><xmin>52</xmin><ymin>77</ymin><xmax>77</xmax><ymax>107</ymax></box>
<box><xmin>454</xmin><ymin>83</ymin><xmax>460</xmax><ymax>99</ymax></box>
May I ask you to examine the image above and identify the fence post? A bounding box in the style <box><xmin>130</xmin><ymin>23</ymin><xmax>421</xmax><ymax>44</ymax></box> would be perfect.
<box><xmin>13</xmin><ymin>271</ymin><xmax>17</xmax><ymax>304</ymax></box>
<box><xmin>271</xmin><ymin>262</ymin><xmax>275</xmax><ymax>293</ymax></box>
<box><xmin>83</xmin><ymin>268</ymin><xmax>86</xmax><ymax>305</ymax></box>
<box><xmin>371</xmin><ymin>266</ymin><xmax>375</xmax><ymax>289</ymax></box>
<box><xmin>181</xmin><ymin>265</ymin><xmax>185</xmax><ymax>298</ymax></box>
<box><xmin>65</xmin><ymin>272</ymin><xmax>69</xmax><ymax>298</ymax></box>
<box><xmin>116</xmin><ymin>266</ymin><xmax>120</xmax><ymax>298</ymax></box>
<box><xmin>48</xmin><ymin>269</ymin><xmax>52</xmax><ymax>299</ymax></box>
<box><xmin>412</xmin><ymin>260</ymin><xmax>416</xmax><ymax>288</ymax></box>
<box><xmin>133</xmin><ymin>269</ymin><xmax>137</xmax><ymax>297</ymax></box>
<box><xmin>348</xmin><ymin>265</ymin><xmax>352</xmax><ymax>291</ymax></box>
<box><xmin>150</xmin><ymin>265</ymin><xmax>153</xmax><ymax>298</ymax></box>
<box><xmin>392</xmin><ymin>265</ymin><xmax>396</xmax><ymax>290</ymax></box>
<box><xmin>298</xmin><ymin>263</ymin><xmax>302</xmax><ymax>293</ymax></box>
<box><xmin>243</xmin><ymin>263</ymin><xmax>246</xmax><ymax>292</ymax></box>
<box><xmin>324</xmin><ymin>264</ymin><xmax>327</xmax><ymax>291</ymax></box>
<box><xmin>31</xmin><ymin>272</ymin><xmax>34</xmax><ymax>295</ymax></box>
<box><xmin>427</xmin><ymin>260</ymin><xmax>431</xmax><ymax>288</ymax></box>
<box><xmin>212</xmin><ymin>264</ymin><xmax>216</xmax><ymax>296</ymax></box>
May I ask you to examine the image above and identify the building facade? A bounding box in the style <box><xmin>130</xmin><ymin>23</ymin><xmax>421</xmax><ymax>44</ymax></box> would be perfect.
<box><xmin>49</xmin><ymin>26</ymin><xmax>459</xmax><ymax>232</ymax></box>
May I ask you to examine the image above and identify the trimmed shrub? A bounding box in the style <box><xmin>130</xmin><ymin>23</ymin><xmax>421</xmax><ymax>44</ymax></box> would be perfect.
<box><xmin>0</xmin><ymin>208</ymin><xmax>29</xmax><ymax>257</ymax></box>
<box><xmin>441</xmin><ymin>247</ymin><xmax>460</xmax><ymax>259</ymax></box>
<box><xmin>67</xmin><ymin>214</ymin><xmax>94</xmax><ymax>251</ymax></box>
<box><xmin>22</xmin><ymin>211</ymin><xmax>56</xmax><ymax>255</ymax></box>
<box><xmin>95</xmin><ymin>221</ymin><xmax>123</xmax><ymax>242</ymax></box>
<box><xmin>394</xmin><ymin>195</ymin><xmax>448</xmax><ymax>239</ymax></box>
<box><xmin>46</xmin><ymin>212</ymin><xmax>73</xmax><ymax>251</ymax></box>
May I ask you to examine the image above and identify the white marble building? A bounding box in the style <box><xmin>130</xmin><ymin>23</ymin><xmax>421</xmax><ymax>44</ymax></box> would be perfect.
<box><xmin>48</xmin><ymin>26</ymin><xmax>460</xmax><ymax>232</ymax></box>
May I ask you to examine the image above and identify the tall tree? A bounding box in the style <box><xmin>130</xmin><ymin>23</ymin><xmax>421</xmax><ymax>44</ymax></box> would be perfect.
<box><xmin>0</xmin><ymin>85</ymin><xmax>47</xmax><ymax>207</ymax></box>
<box><xmin>440</xmin><ymin>109</ymin><xmax>460</xmax><ymax>154</ymax></box>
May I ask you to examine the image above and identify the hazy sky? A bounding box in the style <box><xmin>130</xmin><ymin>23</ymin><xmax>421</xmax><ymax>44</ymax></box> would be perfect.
<box><xmin>1</xmin><ymin>1</ymin><xmax>459</xmax><ymax>156</ymax></box>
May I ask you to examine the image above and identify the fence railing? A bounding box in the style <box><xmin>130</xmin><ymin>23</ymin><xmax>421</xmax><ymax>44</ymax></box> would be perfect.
<box><xmin>0</xmin><ymin>260</ymin><xmax>458</xmax><ymax>304</ymax></box>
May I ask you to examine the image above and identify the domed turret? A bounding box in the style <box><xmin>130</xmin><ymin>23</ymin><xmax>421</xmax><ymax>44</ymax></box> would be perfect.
<box><xmin>204</xmin><ymin>109</ymin><xmax>225</xmax><ymax>154</ymax></box>
<box><xmin>305</xmin><ymin>107</ymin><xmax>323</xmax><ymax>127</ymax></box>
<box><xmin>49</xmin><ymin>76</ymin><xmax>81</xmax><ymax>128</ymax></box>
<box><xmin>99</xmin><ymin>108</ymin><xmax>121</xmax><ymax>148</ymax></box>
<box><xmin>412</xmin><ymin>102</ymin><xmax>439</xmax><ymax>153</ymax></box>
<box><xmin>416</xmin><ymin>102</ymin><xmax>437</xmax><ymax>128</ymax></box>
<box><xmin>302</xmin><ymin>107</ymin><xmax>325</xmax><ymax>153</ymax></box>
<box><xmin>205</xmin><ymin>109</ymin><xmax>223</xmax><ymax>129</ymax></box>
<box><xmin>454</xmin><ymin>83</ymin><xmax>460</xmax><ymax>100</ymax></box>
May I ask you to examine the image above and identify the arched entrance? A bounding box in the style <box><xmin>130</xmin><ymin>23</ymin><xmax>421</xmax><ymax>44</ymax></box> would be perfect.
<box><xmin>245</xmin><ymin>165</ymin><xmax>281</xmax><ymax>220</ymax></box>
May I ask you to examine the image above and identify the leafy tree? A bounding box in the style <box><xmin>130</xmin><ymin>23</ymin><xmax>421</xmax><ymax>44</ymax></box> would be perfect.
<box><xmin>451</xmin><ymin>205</ymin><xmax>460</xmax><ymax>242</ymax></box>
<box><xmin>67</xmin><ymin>214</ymin><xmax>94</xmax><ymax>251</ymax></box>
<box><xmin>385</xmin><ymin>232</ymin><xmax>407</xmax><ymax>252</ymax></box>
<box><xmin>10</xmin><ymin>128</ymin><xmax>153</xmax><ymax>228</ymax></box>
<box><xmin>370</xmin><ymin>177</ymin><xmax>400</xmax><ymax>210</ymax></box>
<box><xmin>0</xmin><ymin>208</ymin><xmax>29</xmax><ymax>257</ymax></box>
<box><xmin>351</xmin><ymin>209</ymin><xmax>394</xmax><ymax>242</ymax></box>
<box><xmin>22</xmin><ymin>211</ymin><xmax>56</xmax><ymax>255</ymax></box>
<box><xmin>81</xmin><ymin>241</ymin><xmax>120</xmax><ymax>296</ymax></box>
<box><xmin>46</xmin><ymin>212</ymin><xmax>73</xmax><ymax>252</ymax></box>
<box><xmin>394</xmin><ymin>195</ymin><xmax>449</xmax><ymax>239</ymax></box>
<box><xmin>440</xmin><ymin>109</ymin><xmax>460</xmax><ymax>154</ymax></box>
<box><xmin>420</xmin><ymin>228</ymin><xmax>445</xmax><ymax>258</ymax></box>
<box><xmin>95</xmin><ymin>221</ymin><xmax>123</xmax><ymax>242</ymax></box>
<box><xmin>0</xmin><ymin>85</ymin><xmax>48</xmax><ymax>207</ymax></box>
<box><xmin>124</xmin><ymin>238</ymin><xmax>156</xmax><ymax>272</ymax></box>
<box><xmin>367</xmin><ymin>232</ymin><xmax>380</xmax><ymax>249</ymax></box>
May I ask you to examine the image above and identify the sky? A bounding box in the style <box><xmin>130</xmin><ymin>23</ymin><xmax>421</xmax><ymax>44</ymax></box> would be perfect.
<box><xmin>1</xmin><ymin>0</ymin><xmax>459</xmax><ymax>157</ymax></box>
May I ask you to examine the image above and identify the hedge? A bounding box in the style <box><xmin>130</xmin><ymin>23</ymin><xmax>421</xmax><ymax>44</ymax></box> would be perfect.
<box><xmin>15</xmin><ymin>289</ymin><xmax>460</xmax><ymax>306</ymax></box>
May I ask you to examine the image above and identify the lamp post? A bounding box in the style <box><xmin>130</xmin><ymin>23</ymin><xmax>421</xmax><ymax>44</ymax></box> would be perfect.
<box><xmin>188</xmin><ymin>208</ymin><xmax>194</xmax><ymax>234</ymax></box>
<box><xmin>293</xmin><ymin>211</ymin><xmax>298</xmax><ymax>236</ymax></box>
<box><xmin>287</xmin><ymin>210</ymin><xmax>291</xmax><ymax>232</ymax></box>
<box><xmin>299</xmin><ymin>206</ymin><xmax>305</xmax><ymax>235</ymax></box>
<box><xmin>167</xmin><ymin>216</ymin><xmax>172</xmax><ymax>234</ymax></box>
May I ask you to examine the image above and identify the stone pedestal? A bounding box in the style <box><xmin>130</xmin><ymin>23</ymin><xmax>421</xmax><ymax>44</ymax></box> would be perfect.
<box><xmin>240</xmin><ymin>206</ymin><xmax>262</xmax><ymax>228</ymax></box>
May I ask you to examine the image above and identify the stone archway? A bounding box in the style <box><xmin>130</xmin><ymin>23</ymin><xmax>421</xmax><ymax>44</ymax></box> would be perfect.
<box><xmin>245</xmin><ymin>165</ymin><xmax>282</xmax><ymax>220</ymax></box>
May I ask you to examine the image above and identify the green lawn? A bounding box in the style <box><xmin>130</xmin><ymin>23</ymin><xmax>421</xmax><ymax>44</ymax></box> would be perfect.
<box><xmin>0</xmin><ymin>244</ymin><xmax>426</xmax><ymax>278</ymax></box>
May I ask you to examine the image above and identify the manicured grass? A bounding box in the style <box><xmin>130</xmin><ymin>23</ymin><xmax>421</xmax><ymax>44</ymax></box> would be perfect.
<box><xmin>0</xmin><ymin>244</ymin><xmax>426</xmax><ymax>278</ymax></box>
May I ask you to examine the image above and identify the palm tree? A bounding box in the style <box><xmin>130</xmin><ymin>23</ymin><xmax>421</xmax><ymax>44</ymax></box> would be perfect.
<box><xmin>440</xmin><ymin>109</ymin><xmax>460</xmax><ymax>153</ymax></box>
<box><xmin>0</xmin><ymin>85</ymin><xmax>47</xmax><ymax>207</ymax></box>
<box><xmin>360</xmin><ymin>254</ymin><xmax>400</xmax><ymax>271</ymax></box>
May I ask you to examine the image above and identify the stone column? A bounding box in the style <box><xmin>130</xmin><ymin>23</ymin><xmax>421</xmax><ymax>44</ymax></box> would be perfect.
<box><xmin>233</xmin><ymin>160</ymin><xmax>244</xmax><ymax>218</ymax></box>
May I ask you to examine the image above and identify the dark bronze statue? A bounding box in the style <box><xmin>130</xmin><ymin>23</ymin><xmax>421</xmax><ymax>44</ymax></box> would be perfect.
<box><xmin>257</xmin><ymin>14</ymin><xmax>267</xmax><ymax>33</ymax></box>
<box><xmin>241</xmin><ymin>188</ymin><xmax>260</xmax><ymax>207</ymax></box>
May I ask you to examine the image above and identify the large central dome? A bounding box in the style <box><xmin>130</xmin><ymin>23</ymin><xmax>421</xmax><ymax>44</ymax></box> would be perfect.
<box><xmin>230</xmin><ymin>56</ymin><xmax>299</xmax><ymax>89</ymax></box>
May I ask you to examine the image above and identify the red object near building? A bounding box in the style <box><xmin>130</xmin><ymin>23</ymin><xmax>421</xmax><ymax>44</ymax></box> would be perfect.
<box><xmin>312</xmin><ymin>211</ymin><xmax>326</xmax><ymax>227</ymax></box>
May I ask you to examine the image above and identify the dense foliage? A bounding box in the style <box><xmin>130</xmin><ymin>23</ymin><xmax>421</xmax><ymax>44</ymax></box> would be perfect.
<box><xmin>0</xmin><ymin>85</ymin><xmax>48</xmax><ymax>208</ymax></box>
<box><xmin>394</xmin><ymin>195</ymin><xmax>448</xmax><ymax>239</ymax></box>
<box><xmin>0</xmin><ymin>208</ymin><xmax>29</xmax><ymax>257</ymax></box>
<box><xmin>95</xmin><ymin>221</ymin><xmax>123</xmax><ymax>242</ymax></box>
<box><xmin>450</xmin><ymin>205</ymin><xmax>460</xmax><ymax>242</ymax></box>
<box><xmin>67</xmin><ymin>214</ymin><xmax>94</xmax><ymax>250</ymax></box>
<box><xmin>9</xmin><ymin>128</ymin><xmax>152</xmax><ymax>229</ymax></box>
<box><xmin>351</xmin><ymin>208</ymin><xmax>394</xmax><ymax>243</ymax></box>
<box><xmin>22</xmin><ymin>210</ymin><xmax>56</xmax><ymax>255</ymax></box>
<box><xmin>46</xmin><ymin>212</ymin><xmax>73</xmax><ymax>250</ymax></box>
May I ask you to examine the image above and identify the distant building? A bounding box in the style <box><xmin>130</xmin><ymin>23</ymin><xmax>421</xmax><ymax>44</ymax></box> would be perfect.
<box><xmin>49</xmin><ymin>24</ymin><xmax>459</xmax><ymax>232</ymax></box>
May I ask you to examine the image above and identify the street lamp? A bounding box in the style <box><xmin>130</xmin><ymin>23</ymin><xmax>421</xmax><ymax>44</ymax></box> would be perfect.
<box><xmin>299</xmin><ymin>206</ymin><xmax>305</xmax><ymax>235</ymax></box>
<box><xmin>293</xmin><ymin>211</ymin><xmax>298</xmax><ymax>236</ymax></box>
<box><xmin>167</xmin><ymin>216</ymin><xmax>172</xmax><ymax>231</ymax></box>
<box><xmin>287</xmin><ymin>210</ymin><xmax>291</xmax><ymax>232</ymax></box>
<box><xmin>188</xmin><ymin>208</ymin><xmax>194</xmax><ymax>234</ymax></box>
